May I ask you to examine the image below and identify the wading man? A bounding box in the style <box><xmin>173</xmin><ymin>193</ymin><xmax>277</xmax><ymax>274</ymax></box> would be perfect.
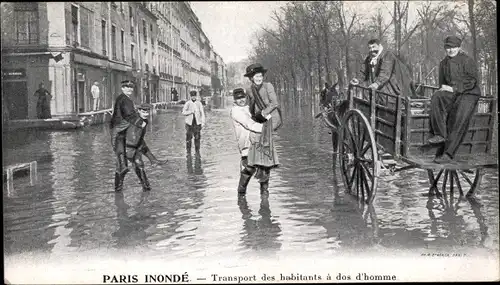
<box><xmin>182</xmin><ymin>90</ymin><xmax>206</xmax><ymax>154</ymax></box>
<box><xmin>230</xmin><ymin>88</ymin><xmax>264</xmax><ymax>196</ymax></box>
<box><xmin>109</xmin><ymin>80</ymin><xmax>147</xmax><ymax>192</ymax></box>
<box><xmin>427</xmin><ymin>36</ymin><xmax>481</xmax><ymax>164</ymax></box>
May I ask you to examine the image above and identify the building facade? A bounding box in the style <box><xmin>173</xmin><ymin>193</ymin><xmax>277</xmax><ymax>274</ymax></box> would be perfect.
<box><xmin>1</xmin><ymin>1</ymin><xmax>226</xmax><ymax>120</ymax></box>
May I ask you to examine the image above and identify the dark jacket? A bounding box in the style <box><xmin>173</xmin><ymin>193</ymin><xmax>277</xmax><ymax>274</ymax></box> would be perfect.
<box><xmin>439</xmin><ymin>52</ymin><xmax>481</xmax><ymax>96</ymax></box>
<box><xmin>126</xmin><ymin>119</ymin><xmax>148</xmax><ymax>148</ymax></box>
<box><xmin>358</xmin><ymin>49</ymin><xmax>414</xmax><ymax>97</ymax></box>
<box><xmin>109</xmin><ymin>94</ymin><xmax>145</xmax><ymax>131</ymax></box>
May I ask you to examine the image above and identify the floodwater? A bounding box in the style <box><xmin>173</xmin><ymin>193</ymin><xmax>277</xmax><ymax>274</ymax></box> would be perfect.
<box><xmin>3</xmin><ymin>102</ymin><xmax>499</xmax><ymax>265</ymax></box>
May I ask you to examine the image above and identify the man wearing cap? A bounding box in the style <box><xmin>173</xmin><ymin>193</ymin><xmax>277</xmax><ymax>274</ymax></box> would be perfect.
<box><xmin>182</xmin><ymin>90</ymin><xmax>206</xmax><ymax>154</ymax></box>
<box><xmin>230</xmin><ymin>88</ymin><xmax>265</xmax><ymax>196</ymax></box>
<box><xmin>110</xmin><ymin>80</ymin><xmax>147</xmax><ymax>192</ymax></box>
<box><xmin>428</xmin><ymin>36</ymin><xmax>481</xmax><ymax>164</ymax></box>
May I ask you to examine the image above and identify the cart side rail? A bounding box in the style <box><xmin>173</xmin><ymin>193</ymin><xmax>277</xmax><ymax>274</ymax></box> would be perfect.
<box><xmin>348</xmin><ymin>85</ymin><xmax>408</xmax><ymax>159</ymax></box>
<box><xmin>348</xmin><ymin>84</ymin><xmax>497</xmax><ymax>160</ymax></box>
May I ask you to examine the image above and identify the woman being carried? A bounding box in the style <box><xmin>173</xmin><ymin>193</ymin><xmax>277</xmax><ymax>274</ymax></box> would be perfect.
<box><xmin>244</xmin><ymin>63</ymin><xmax>282</xmax><ymax>195</ymax></box>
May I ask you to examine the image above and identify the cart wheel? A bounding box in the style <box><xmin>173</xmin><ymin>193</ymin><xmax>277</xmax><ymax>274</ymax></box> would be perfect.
<box><xmin>339</xmin><ymin>109</ymin><xmax>379</xmax><ymax>204</ymax></box>
<box><xmin>426</xmin><ymin>168</ymin><xmax>483</xmax><ymax>198</ymax></box>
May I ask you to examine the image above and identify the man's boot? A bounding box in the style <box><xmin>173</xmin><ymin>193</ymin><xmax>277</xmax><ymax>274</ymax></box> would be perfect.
<box><xmin>237</xmin><ymin>172</ymin><xmax>252</xmax><ymax>196</ymax></box>
<box><xmin>135</xmin><ymin>167</ymin><xmax>151</xmax><ymax>191</ymax></box>
<box><xmin>260</xmin><ymin>181</ymin><xmax>269</xmax><ymax>196</ymax></box>
<box><xmin>144</xmin><ymin>149</ymin><xmax>168</xmax><ymax>166</ymax></box>
<box><xmin>114</xmin><ymin>172</ymin><xmax>125</xmax><ymax>192</ymax></box>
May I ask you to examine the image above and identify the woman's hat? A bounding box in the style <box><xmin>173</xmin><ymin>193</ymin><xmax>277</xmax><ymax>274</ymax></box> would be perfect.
<box><xmin>244</xmin><ymin>63</ymin><xmax>267</xmax><ymax>78</ymax></box>
<box><xmin>233</xmin><ymin>88</ymin><xmax>246</xmax><ymax>99</ymax></box>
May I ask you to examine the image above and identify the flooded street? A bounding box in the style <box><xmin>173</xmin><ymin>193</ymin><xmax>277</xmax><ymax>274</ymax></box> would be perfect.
<box><xmin>3</xmin><ymin>104</ymin><xmax>499</xmax><ymax>271</ymax></box>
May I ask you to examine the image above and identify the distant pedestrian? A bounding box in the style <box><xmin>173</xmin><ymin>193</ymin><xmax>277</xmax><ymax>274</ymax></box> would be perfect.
<box><xmin>91</xmin><ymin>81</ymin><xmax>100</xmax><ymax>111</ymax></box>
<box><xmin>34</xmin><ymin>82</ymin><xmax>52</xmax><ymax>119</ymax></box>
<box><xmin>182</xmin><ymin>90</ymin><xmax>206</xmax><ymax>154</ymax></box>
<box><xmin>109</xmin><ymin>80</ymin><xmax>147</xmax><ymax>192</ymax></box>
<box><xmin>230</xmin><ymin>88</ymin><xmax>264</xmax><ymax>196</ymax></box>
<box><xmin>244</xmin><ymin>63</ymin><xmax>281</xmax><ymax>195</ymax></box>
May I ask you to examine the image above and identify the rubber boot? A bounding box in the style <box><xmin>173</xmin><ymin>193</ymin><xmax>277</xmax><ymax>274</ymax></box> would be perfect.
<box><xmin>237</xmin><ymin>172</ymin><xmax>252</xmax><ymax>196</ymax></box>
<box><xmin>114</xmin><ymin>172</ymin><xmax>125</xmax><ymax>192</ymax></box>
<box><xmin>134</xmin><ymin>167</ymin><xmax>151</xmax><ymax>191</ymax></box>
<box><xmin>144</xmin><ymin>149</ymin><xmax>168</xmax><ymax>166</ymax></box>
<box><xmin>260</xmin><ymin>181</ymin><xmax>269</xmax><ymax>196</ymax></box>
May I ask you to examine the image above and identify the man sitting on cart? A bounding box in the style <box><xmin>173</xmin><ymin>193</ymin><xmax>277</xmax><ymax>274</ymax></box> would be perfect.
<box><xmin>427</xmin><ymin>36</ymin><xmax>481</xmax><ymax>164</ymax></box>
<box><xmin>350</xmin><ymin>38</ymin><xmax>414</xmax><ymax>100</ymax></box>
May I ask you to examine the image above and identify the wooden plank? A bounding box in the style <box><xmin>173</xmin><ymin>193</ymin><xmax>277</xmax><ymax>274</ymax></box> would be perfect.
<box><xmin>370</xmin><ymin>90</ymin><xmax>376</xmax><ymax>133</ymax></box>
<box><xmin>376</xmin><ymin>117</ymin><xmax>396</xmax><ymax>128</ymax></box>
<box><xmin>401</xmin><ymin>155</ymin><xmax>498</xmax><ymax>170</ymax></box>
<box><xmin>375</xmin><ymin>129</ymin><xmax>395</xmax><ymax>140</ymax></box>
<box><xmin>404</xmin><ymin>99</ymin><xmax>412</xmax><ymax>157</ymax></box>
<box><xmin>394</xmin><ymin>95</ymin><xmax>403</xmax><ymax>158</ymax></box>
<box><xmin>487</xmin><ymin>97</ymin><xmax>497</xmax><ymax>154</ymax></box>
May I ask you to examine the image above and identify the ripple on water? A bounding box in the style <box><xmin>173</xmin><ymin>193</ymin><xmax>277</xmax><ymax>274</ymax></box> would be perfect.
<box><xmin>2</xmin><ymin>109</ymin><xmax>499</xmax><ymax>261</ymax></box>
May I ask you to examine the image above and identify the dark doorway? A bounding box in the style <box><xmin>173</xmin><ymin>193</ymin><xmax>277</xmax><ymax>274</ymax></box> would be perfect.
<box><xmin>3</xmin><ymin>81</ymin><xmax>28</xmax><ymax>120</ymax></box>
<box><xmin>78</xmin><ymin>81</ymin><xmax>86</xmax><ymax>112</ymax></box>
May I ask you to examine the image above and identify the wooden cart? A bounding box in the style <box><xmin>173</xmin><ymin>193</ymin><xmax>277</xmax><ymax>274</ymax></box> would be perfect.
<box><xmin>326</xmin><ymin>84</ymin><xmax>497</xmax><ymax>204</ymax></box>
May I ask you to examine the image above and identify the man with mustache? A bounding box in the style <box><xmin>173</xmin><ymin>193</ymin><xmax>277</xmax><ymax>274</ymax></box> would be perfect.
<box><xmin>350</xmin><ymin>38</ymin><xmax>414</xmax><ymax>98</ymax></box>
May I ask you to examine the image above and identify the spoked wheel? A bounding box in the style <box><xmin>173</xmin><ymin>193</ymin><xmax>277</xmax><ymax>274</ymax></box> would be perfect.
<box><xmin>426</xmin><ymin>168</ymin><xmax>483</xmax><ymax>198</ymax></box>
<box><xmin>339</xmin><ymin>110</ymin><xmax>379</xmax><ymax>204</ymax></box>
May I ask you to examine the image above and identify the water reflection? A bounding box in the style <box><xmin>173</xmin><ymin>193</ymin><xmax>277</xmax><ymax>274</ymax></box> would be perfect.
<box><xmin>425</xmin><ymin>192</ymin><xmax>489</xmax><ymax>248</ymax></box>
<box><xmin>186</xmin><ymin>153</ymin><xmax>203</xmax><ymax>175</ymax></box>
<box><xmin>238</xmin><ymin>195</ymin><xmax>282</xmax><ymax>252</ymax></box>
<box><xmin>112</xmin><ymin>191</ymin><xmax>156</xmax><ymax>249</ymax></box>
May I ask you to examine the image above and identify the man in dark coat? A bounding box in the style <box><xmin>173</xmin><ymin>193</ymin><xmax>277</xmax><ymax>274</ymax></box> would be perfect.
<box><xmin>427</xmin><ymin>36</ymin><xmax>481</xmax><ymax>163</ymax></box>
<box><xmin>34</xmin><ymin>82</ymin><xmax>52</xmax><ymax>119</ymax></box>
<box><xmin>110</xmin><ymin>80</ymin><xmax>147</xmax><ymax>192</ymax></box>
<box><xmin>351</xmin><ymin>39</ymin><xmax>414</xmax><ymax>99</ymax></box>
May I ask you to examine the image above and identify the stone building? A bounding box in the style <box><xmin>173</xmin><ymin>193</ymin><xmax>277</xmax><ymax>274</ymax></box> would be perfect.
<box><xmin>1</xmin><ymin>1</ymin><xmax>226</xmax><ymax>121</ymax></box>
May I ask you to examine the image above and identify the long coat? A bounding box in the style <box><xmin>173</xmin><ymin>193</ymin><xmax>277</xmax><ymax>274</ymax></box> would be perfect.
<box><xmin>358</xmin><ymin>49</ymin><xmax>414</xmax><ymax>98</ymax></box>
<box><xmin>245</xmin><ymin>82</ymin><xmax>280</xmax><ymax>168</ymax></box>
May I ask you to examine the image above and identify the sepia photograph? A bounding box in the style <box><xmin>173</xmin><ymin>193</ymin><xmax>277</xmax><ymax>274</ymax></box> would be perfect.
<box><xmin>2</xmin><ymin>1</ymin><xmax>499</xmax><ymax>283</ymax></box>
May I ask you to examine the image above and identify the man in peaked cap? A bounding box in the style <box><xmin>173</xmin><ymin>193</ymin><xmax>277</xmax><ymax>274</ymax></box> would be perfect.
<box><xmin>428</xmin><ymin>35</ymin><xmax>481</xmax><ymax>163</ymax></box>
<box><xmin>182</xmin><ymin>90</ymin><xmax>206</xmax><ymax>154</ymax></box>
<box><xmin>229</xmin><ymin>87</ymin><xmax>264</xmax><ymax>196</ymax></box>
<box><xmin>110</xmin><ymin>80</ymin><xmax>147</xmax><ymax>192</ymax></box>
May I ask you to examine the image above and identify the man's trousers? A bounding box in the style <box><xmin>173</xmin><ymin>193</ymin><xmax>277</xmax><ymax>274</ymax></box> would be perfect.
<box><xmin>429</xmin><ymin>91</ymin><xmax>479</xmax><ymax>157</ymax></box>
<box><xmin>185</xmin><ymin>123</ymin><xmax>202</xmax><ymax>151</ymax></box>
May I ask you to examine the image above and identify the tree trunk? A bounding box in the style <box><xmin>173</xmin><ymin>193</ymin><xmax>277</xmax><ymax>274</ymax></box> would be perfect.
<box><xmin>468</xmin><ymin>0</ymin><xmax>481</xmax><ymax>85</ymax></box>
<box><xmin>322</xmin><ymin>20</ymin><xmax>332</xmax><ymax>84</ymax></box>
